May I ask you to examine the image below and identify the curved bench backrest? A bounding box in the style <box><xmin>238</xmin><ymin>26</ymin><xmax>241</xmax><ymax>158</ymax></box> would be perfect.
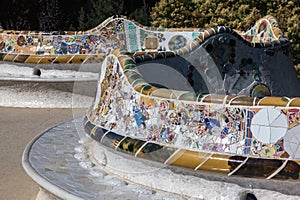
<box><xmin>0</xmin><ymin>16</ymin><xmax>199</xmax><ymax>57</ymax></box>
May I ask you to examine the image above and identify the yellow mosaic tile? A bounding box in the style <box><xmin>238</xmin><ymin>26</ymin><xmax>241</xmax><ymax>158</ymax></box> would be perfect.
<box><xmin>258</xmin><ymin>97</ymin><xmax>289</xmax><ymax>107</ymax></box>
<box><xmin>197</xmin><ymin>154</ymin><xmax>231</xmax><ymax>174</ymax></box>
<box><xmin>25</xmin><ymin>55</ymin><xmax>43</xmax><ymax>64</ymax></box>
<box><xmin>84</xmin><ymin>54</ymin><xmax>105</xmax><ymax>64</ymax></box>
<box><xmin>289</xmin><ymin>98</ymin><xmax>300</xmax><ymax>107</ymax></box>
<box><xmin>53</xmin><ymin>55</ymin><xmax>73</xmax><ymax>64</ymax></box>
<box><xmin>69</xmin><ymin>54</ymin><xmax>89</xmax><ymax>64</ymax></box>
<box><xmin>38</xmin><ymin>55</ymin><xmax>57</xmax><ymax>64</ymax></box>
<box><xmin>13</xmin><ymin>54</ymin><xmax>30</xmax><ymax>63</ymax></box>
<box><xmin>150</xmin><ymin>88</ymin><xmax>174</xmax><ymax>99</ymax></box>
<box><xmin>3</xmin><ymin>54</ymin><xmax>17</xmax><ymax>62</ymax></box>
<box><xmin>167</xmin><ymin>149</ymin><xmax>211</xmax><ymax>169</ymax></box>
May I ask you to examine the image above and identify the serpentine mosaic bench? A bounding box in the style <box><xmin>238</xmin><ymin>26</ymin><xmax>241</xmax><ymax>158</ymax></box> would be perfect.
<box><xmin>17</xmin><ymin>15</ymin><xmax>300</xmax><ymax>199</ymax></box>
<box><xmin>84</xmin><ymin>15</ymin><xmax>300</xmax><ymax>182</ymax></box>
<box><xmin>0</xmin><ymin>15</ymin><xmax>293</xmax><ymax>69</ymax></box>
<box><xmin>0</xmin><ymin>16</ymin><xmax>199</xmax><ymax>67</ymax></box>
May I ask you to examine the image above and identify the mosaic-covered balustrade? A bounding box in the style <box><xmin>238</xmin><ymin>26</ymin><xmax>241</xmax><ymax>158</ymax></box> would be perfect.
<box><xmin>2</xmin><ymin>15</ymin><xmax>297</xmax><ymax>96</ymax></box>
<box><xmin>0</xmin><ymin>15</ymin><xmax>291</xmax><ymax>66</ymax></box>
<box><xmin>85</xmin><ymin>31</ymin><xmax>300</xmax><ymax>180</ymax></box>
<box><xmin>0</xmin><ymin>16</ymin><xmax>200</xmax><ymax>65</ymax></box>
<box><xmin>237</xmin><ymin>15</ymin><xmax>285</xmax><ymax>44</ymax></box>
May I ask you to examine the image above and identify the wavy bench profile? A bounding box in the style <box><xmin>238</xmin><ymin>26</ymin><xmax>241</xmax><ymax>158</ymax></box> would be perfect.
<box><xmin>84</xmin><ymin>15</ymin><xmax>300</xmax><ymax>182</ymax></box>
<box><xmin>0</xmin><ymin>16</ymin><xmax>199</xmax><ymax>67</ymax></box>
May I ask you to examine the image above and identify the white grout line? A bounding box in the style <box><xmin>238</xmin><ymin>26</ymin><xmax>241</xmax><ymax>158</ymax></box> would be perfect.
<box><xmin>135</xmin><ymin>141</ymin><xmax>149</xmax><ymax>157</ymax></box>
<box><xmin>164</xmin><ymin>148</ymin><xmax>182</xmax><ymax>165</ymax></box>
<box><xmin>194</xmin><ymin>153</ymin><xmax>213</xmax><ymax>171</ymax></box>
<box><xmin>266</xmin><ymin>158</ymin><xmax>290</xmax><ymax>180</ymax></box>
<box><xmin>228</xmin><ymin>157</ymin><xmax>249</xmax><ymax>176</ymax></box>
<box><xmin>115</xmin><ymin>136</ymin><xmax>127</xmax><ymax>151</ymax></box>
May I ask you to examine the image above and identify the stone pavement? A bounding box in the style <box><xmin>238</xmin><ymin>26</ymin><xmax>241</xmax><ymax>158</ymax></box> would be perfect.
<box><xmin>22</xmin><ymin>117</ymin><xmax>187</xmax><ymax>200</ymax></box>
<box><xmin>0</xmin><ymin>72</ymin><xmax>98</xmax><ymax>82</ymax></box>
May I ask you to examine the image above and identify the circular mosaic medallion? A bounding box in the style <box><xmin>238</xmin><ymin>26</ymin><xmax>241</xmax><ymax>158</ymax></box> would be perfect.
<box><xmin>168</xmin><ymin>35</ymin><xmax>187</xmax><ymax>51</ymax></box>
<box><xmin>250</xmin><ymin>84</ymin><xmax>271</xmax><ymax>98</ymax></box>
<box><xmin>250</xmin><ymin>107</ymin><xmax>288</xmax><ymax>144</ymax></box>
<box><xmin>283</xmin><ymin>125</ymin><xmax>300</xmax><ymax>159</ymax></box>
<box><xmin>144</xmin><ymin>36</ymin><xmax>159</xmax><ymax>50</ymax></box>
<box><xmin>17</xmin><ymin>35</ymin><xmax>26</xmax><ymax>46</ymax></box>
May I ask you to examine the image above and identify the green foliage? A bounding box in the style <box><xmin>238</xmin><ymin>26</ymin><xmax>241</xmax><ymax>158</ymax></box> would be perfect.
<box><xmin>78</xmin><ymin>0</ymin><xmax>125</xmax><ymax>30</ymax></box>
<box><xmin>151</xmin><ymin>0</ymin><xmax>300</xmax><ymax>65</ymax></box>
<box><xmin>151</xmin><ymin>0</ymin><xmax>196</xmax><ymax>28</ymax></box>
<box><xmin>78</xmin><ymin>0</ymin><xmax>156</xmax><ymax>29</ymax></box>
<box><xmin>129</xmin><ymin>5</ymin><xmax>151</xmax><ymax>26</ymax></box>
<box><xmin>191</xmin><ymin>0</ymin><xmax>262</xmax><ymax>29</ymax></box>
<box><xmin>39</xmin><ymin>0</ymin><xmax>62</xmax><ymax>31</ymax></box>
<box><xmin>297</xmin><ymin>64</ymin><xmax>300</xmax><ymax>78</ymax></box>
<box><xmin>0</xmin><ymin>0</ymin><xmax>40</xmax><ymax>30</ymax></box>
<box><xmin>0</xmin><ymin>0</ymin><xmax>158</xmax><ymax>31</ymax></box>
<box><xmin>78</xmin><ymin>7</ymin><xmax>86</xmax><ymax>30</ymax></box>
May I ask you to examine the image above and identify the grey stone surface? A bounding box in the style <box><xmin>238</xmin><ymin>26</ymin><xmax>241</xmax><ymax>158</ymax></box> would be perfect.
<box><xmin>24</xmin><ymin>118</ymin><xmax>186</xmax><ymax>200</ymax></box>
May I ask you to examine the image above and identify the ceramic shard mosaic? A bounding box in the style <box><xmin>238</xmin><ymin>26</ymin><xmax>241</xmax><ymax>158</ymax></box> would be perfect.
<box><xmin>84</xmin><ymin>15</ymin><xmax>300</xmax><ymax>181</ymax></box>
<box><xmin>0</xmin><ymin>16</ymin><xmax>200</xmax><ymax>65</ymax></box>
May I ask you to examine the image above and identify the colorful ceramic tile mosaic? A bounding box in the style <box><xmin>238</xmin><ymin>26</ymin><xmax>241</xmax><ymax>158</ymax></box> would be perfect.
<box><xmin>239</xmin><ymin>15</ymin><xmax>284</xmax><ymax>44</ymax></box>
<box><xmin>0</xmin><ymin>16</ymin><xmax>200</xmax><ymax>65</ymax></box>
<box><xmin>84</xmin><ymin>16</ymin><xmax>300</xmax><ymax>181</ymax></box>
<box><xmin>0</xmin><ymin>15</ymin><xmax>290</xmax><ymax>66</ymax></box>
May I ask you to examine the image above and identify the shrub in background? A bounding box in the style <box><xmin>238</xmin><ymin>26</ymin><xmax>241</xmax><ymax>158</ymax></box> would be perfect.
<box><xmin>151</xmin><ymin>0</ymin><xmax>300</xmax><ymax>67</ymax></box>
